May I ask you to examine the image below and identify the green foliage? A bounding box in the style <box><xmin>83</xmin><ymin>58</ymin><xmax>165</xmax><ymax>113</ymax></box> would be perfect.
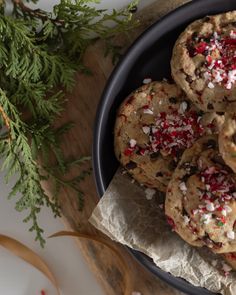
<box><xmin>0</xmin><ymin>0</ymin><xmax>137</xmax><ymax>246</ymax></box>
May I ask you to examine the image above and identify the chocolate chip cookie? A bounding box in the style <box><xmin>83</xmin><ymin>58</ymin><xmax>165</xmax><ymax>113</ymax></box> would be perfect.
<box><xmin>165</xmin><ymin>135</ymin><xmax>236</xmax><ymax>253</ymax></box>
<box><xmin>114</xmin><ymin>81</ymin><xmax>223</xmax><ymax>192</ymax></box>
<box><xmin>171</xmin><ymin>11</ymin><xmax>236</xmax><ymax>112</ymax></box>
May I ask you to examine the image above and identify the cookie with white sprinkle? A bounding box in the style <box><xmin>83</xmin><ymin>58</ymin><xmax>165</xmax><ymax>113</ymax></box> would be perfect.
<box><xmin>219</xmin><ymin>103</ymin><xmax>236</xmax><ymax>173</ymax></box>
<box><xmin>171</xmin><ymin>11</ymin><xmax>236</xmax><ymax>112</ymax></box>
<box><xmin>114</xmin><ymin>81</ymin><xmax>223</xmax><ymax>192</ymax></box>
<box><xmin>165</xmin><ymin>135</ymin><xmax>236</xmax><ymax>253</ymax></box>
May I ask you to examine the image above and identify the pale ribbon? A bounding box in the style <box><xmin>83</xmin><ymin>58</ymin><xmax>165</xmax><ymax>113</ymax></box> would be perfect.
<box><xmin>0</xmin><ymin>231</ymin><xmax>132</xmax><ymax>295</ymax></box>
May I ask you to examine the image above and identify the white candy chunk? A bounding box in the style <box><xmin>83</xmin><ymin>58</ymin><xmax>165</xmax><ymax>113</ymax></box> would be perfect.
<box><xmin>206</xmin><ymin>202</ymin><xmax>215</xmax><ymax>212</ymax></box>
<box><xmin>183</xmin><ymin>215</ymin><xmax>190</xmax><ymax>225</ymax></box>
<box><xmin>143</xmin><ymin>78</ymin><xmax>152</xmax><ymax>84</ymax></box>
<box><xmin>227</xmin><ymin>230</ymin><xmax>235</xmax><ymax>240</ymax></box>
<box><xmin>129</xmin><ymin>139</ymin><xmax>137</xmax><ymax>148</ymax></box>
<box><xmin>145</xmin><ymin>188</ymin><xmax>156</xmax><ymax>200</ymax></box>
<box><xmin>179</xmin><ymin>101</ymin><xmax>188</xmax><ymax>113</ymax></box>
<box><xmin>179</xmin><ymin>182</ymin><xmax>187</xmax><ymax>194</ymax></box>
<box><xmin>132</xmin><ymin>292</ymin><xmax>142</xmax><ymax>295</ymax></box>
<box><xmin>143</xmin><ymin>108</ymin><xmax>154</xmax><ymax>115</ymax></box>
<box><xmin>221</xmin><ymin>209</ymin><xmax>227</xmax><ymax>216</ymax></box>
<box><xmin>208</xmin><ymin>82</ymin><xmax>215</xmax><ymax>89</ymax></box>
<box><xmin>201</xmin><ymin>213</ymin><xmax>212</xmax><ymax>224</ymax></box>
<box><xmin>142</xmin><ymin>126</ymin><xmax>150</xmax><ymax>134</ymax></box>
<box><xmin>224</xmin><ymin>205</ymin><xmax>232</xmax><ymax>213</ymax></box>
<box><xmin>222</xmin><ymin>263</ymin><xmax>232</xmax><ymax>272</ymax></box>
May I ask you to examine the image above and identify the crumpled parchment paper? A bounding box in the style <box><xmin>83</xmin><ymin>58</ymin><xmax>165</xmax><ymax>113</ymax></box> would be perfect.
<box><xmin>89</xmin><ymin>168</ymin><xmax>236</xmax><ymax>295</ymax></box>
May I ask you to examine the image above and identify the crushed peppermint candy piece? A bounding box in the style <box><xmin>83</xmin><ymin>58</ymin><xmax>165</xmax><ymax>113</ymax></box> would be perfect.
<box><xmin>189</xmin><ymin>31</ymin><xmax>236</xmax><ymax>89</ymax></box>
<box><xmin>142</xmin><ymin>126</ymin><xmax>150</xmax><ymax>134</ymax></box>
<box><xmin>143</xmin><ymin>78</ymin><xmax>152</xmax><ymax>84</ymax></box>
<box><xmin>222</xmin><ymin>262</ymin><xmax>232</xmax><ymax>273</ymax></box>
<box><xmin>179</xmin><ymin>182</ymin><xmax>187</xmax><ymax>194</ymax></box>
<box><xmin>207</xmin><ymin>82</ymin><xmax>215</xmax><ymax>89</ymax></box>
<box><xmin>179</xmin><ymin>101</ymin><xmax>188</xmax><ymax>113</ymax></box>
<box><xmin>224</xmin><ymin>205</ymin><xmax>232</xmax><ymax>213</ymax></box>
<box><xmin>227</xmin><ymin>230</ymin><xmax>235</xmax><ymax>240</ymax></box>
<box><xmin>206</xmin><ymin>202</ymin><xmax>215</xmax><ymax>212</ymax></box>
<box><xmin>143</xmin><ymin>108</ymin><xmax>154</xmax><ymax>115</ymax></box>
<box><xmin>145</xmin><ymin>188</ymin><xmax>156</xmax><ymax>200</ymax></box>
<box><xmin>200</xmin><ymin>213</ymin><xmax>212</xmax><ymax>224</ymax></box>
<box><xmin>132</xmin><ymin>292</ymin><xmax>142</xmax><ymax>295</ymax></box>
<box><xmin>129</xmin><ymin>139</ymin><xmax>137</xmax><ymax>148</ymax></box>
<box><xmin>183</xmin><ymin>215</ymin><xmax>190</xmax><ymax>225</ymax></box>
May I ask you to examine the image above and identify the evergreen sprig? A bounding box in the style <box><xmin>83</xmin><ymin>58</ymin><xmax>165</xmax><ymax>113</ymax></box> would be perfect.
<box><xmin>0</xmin><ymin>0</ymin><xmax>138</xmax><ymax>246</ymax></box>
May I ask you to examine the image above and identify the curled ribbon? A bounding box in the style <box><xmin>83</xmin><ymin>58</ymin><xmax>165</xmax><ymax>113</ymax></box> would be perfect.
<box><xmin>0</xmin><ymin>232</ymin><xmax>133</xmax><ymax>295</ymax></box>
<box><xmin>0</xmin><ymin>234</ymin><xmax>59</xmax><ymax>294</ymax></box>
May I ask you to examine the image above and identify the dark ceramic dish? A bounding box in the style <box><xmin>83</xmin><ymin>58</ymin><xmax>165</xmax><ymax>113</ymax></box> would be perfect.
<box><xmin>93</xmin><ymin>0</ymin><xmax>236</xmax><ymax>294</ymax></box>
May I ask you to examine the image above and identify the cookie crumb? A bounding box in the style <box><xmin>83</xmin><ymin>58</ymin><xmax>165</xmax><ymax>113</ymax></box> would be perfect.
<box><xmin>143</xmin><ymin>78</ymin><xmax>152</xmax><ymax>84</ymax></box>
<box><xmin>129</xmin><ymin>139</ymin><xmax>137</xmax><ymax>148</ymax></box>
<box><xmin>226</xmin><ymin>230</ymin><xmax>235</xmax><ymax>240</ymax></box>
<box><xmin>145</xmin><ymin>188</ymin><xmax>156</xmax><ymax>200</ymax></box>
<box><xmin>222</xmin><ymin>262</ymin><xmax>232</xmax><ymax>276</ymax></box>
<box><xmin>179</xmin><ymin>182</ymin><xmax>187</xmax><ymax>194</ymax></box>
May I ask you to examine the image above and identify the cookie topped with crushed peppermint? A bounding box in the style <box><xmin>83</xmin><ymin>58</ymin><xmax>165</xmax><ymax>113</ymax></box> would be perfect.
<box><xmin>165</xmin><ymin>135</ymin><xmax>236</xmax><ymax>253</ymax></box>
<box><xmin>114</xmin><ymin>81</ymin><xmax>223</xmax><ymax>192</ymax></box>
<box><xmin>171</xmin><ymin>11</ymin><xmax>236</xmax><ymax>112</ymax></box>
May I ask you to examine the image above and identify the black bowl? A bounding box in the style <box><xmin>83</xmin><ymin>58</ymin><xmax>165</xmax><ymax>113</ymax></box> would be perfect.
<box><xmin>93</xmin><ymin>0</ymin><xmax>236</xmax><ymax>294</ymax></box>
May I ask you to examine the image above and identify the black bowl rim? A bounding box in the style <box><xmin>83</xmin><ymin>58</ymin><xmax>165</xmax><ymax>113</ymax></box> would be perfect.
<box><xmin>92</xmin><ymin>0</ymin><xmax>235</xmax><ymax>294</ymax></box>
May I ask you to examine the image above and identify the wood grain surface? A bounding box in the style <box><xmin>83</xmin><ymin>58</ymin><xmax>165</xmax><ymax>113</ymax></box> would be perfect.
<box><xmin>51</xmin><ymin>1</ymin><xmax>191</xmax><ymax>294</ymax></box>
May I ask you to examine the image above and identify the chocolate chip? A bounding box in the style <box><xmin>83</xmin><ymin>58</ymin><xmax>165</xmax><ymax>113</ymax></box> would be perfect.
<box><xmin>202</xmin><ymin>49</ymin><xmax>209</xmax><ymax>56</ymax></box>
<box><xmin>204</xmin><ymin>139</ymin><xmax>217</xmax><ymax>149</ymax></box>
<box><xmin>180</xmin><ymin>162</ymin><xmax>190</xmax><ymax>169</ymax></box>
<box><xmin>232</xmin><ymin>132</ymin><xmax>236</xmax><ymax>144</ymax></box>
<box><xmin>202</xmin><ymin>235</ymin><xmax>213</xmax><ymax>246</ymax></box>
<box><xmin>168</xmin><ymin>160</ymin><xmax>177</xmax><ymax>170</ymax></box>
<box><xmin>182</xmin><ymin>207</ymin><xmax>189</xmax><ymax>216</ymax></box>
<box><xmin>216</xmin><ymin>112</ymin><xmax>224</xmax><ymax>116</ymax></box>
<box><xmin>197</xmin><ymin>110</ymin><xmax>204</xmax><ymax>117</ymax></box>
<box><xmin>204</xmin><ymin>16</ymin><xmax>210</xmax><ymax>22</ymax></box>
<box><xmin>189</xmin><ymin>166</ymin><xmax>198</xmax><ymax>175</ymax></box>
<box><xmin>212</xmin><ymin>154</ymin><xmax>225</xmax><ymax>166</ymax></box>
<box><xmin>195</xmin><ymin>68</ymin><xmax>201</xmax><ymax>76</ymax></box>
<box><xmin>181</xmin><ymin>174</ymin><xmax>190</xmax><ymax>182</ymax></box>
<box><xmin>156</xmin><ymin>172</ymin><xmax>163</xmax><ymax>177</ymax></box>
<box><xmin>175</xmin><ymin>149</ymin><xmax>184</xmax><ymax>160</ymax></box>
<box><xmin>187</xmin><ymin>44</ymin><xmax>195</xmax><ymax>57</ymax></box>
<box><xmin>169</xmin><ymin>97</ymin><xmax>177</xmax><ymax>104</ymax></box>
<box><xmin>150</xmin><ymin>152</ymin><xmax>160</xmax><ymax>160</ymax></box>
<box><xmin>125</xmin><ymin>161</ymin><xmax>137</xmax><ymax>170</ymax></box>
<box><xmin>207</xmin><ymin>103</ymin><xmax>214</xmax><ymax>110</ymax></box>
<box><xmin>186</xmin><ymin>75</ymin><xmax>193</xmax><ymax>83</ymax></box>
<box><xmin>191</xmin><ymin>32</ymin><xmax>198</xmax><ymax>41</ymax></box>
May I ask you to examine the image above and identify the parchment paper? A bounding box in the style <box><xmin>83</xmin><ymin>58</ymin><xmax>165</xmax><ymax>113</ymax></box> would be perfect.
<box><xmin>90</xmin><ymin>168</ymin><xmax>236</xmax><ymax>295</ymax></box>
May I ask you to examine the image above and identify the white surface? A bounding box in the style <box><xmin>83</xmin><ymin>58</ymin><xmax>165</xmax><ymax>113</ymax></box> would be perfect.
<box><xmin>0</xmin><ymin>0</ymin><xmax>156</xmax><ymax>294</ymax></box>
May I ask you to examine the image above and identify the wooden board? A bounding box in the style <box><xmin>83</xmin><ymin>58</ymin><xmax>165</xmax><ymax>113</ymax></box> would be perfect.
<box><xmin>51</xmin><ymin>1</ymin><xmax>190</xmax><ymax>294</ymax></box>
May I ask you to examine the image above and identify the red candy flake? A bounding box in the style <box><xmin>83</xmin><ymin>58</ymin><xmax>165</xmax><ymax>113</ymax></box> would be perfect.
<box><xmin>149</xmin><ymin>110</ymin><xmax>204</xmax><ymax>158</ymax></box>
<box><xmin>195</xmin><ymin>41</ymin><xmax>207</xmax><ymax>54</ymax></box>
<box><xmin>189</xmin><ymin>30</ymin><xmax>236</xmax><ymax>89</ymax></box>
<box><xmin>196</xmin><ymin>166</ymin><xmax>236</xmax><ymax>225</ymax></box>
<box><xmin>41</xmin><ymin>291</ymin><xmax>46</xmax><ymax>295</ymax></box>
<box><xmin>166</xmin><ymin>216</ymin><xmax>176</xmax><ymax>229</ymax></box>
<box><xmin>124</xmin><ymin>147</ymin><xmax>134</xmax><ymax>156</ymax></box>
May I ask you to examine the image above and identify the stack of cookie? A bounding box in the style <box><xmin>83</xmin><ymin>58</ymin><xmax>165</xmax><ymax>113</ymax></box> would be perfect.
<box><xmin>114</xmin><ymin>11</ymin><xmax>236</xmax><ymax>271</ymax></box>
